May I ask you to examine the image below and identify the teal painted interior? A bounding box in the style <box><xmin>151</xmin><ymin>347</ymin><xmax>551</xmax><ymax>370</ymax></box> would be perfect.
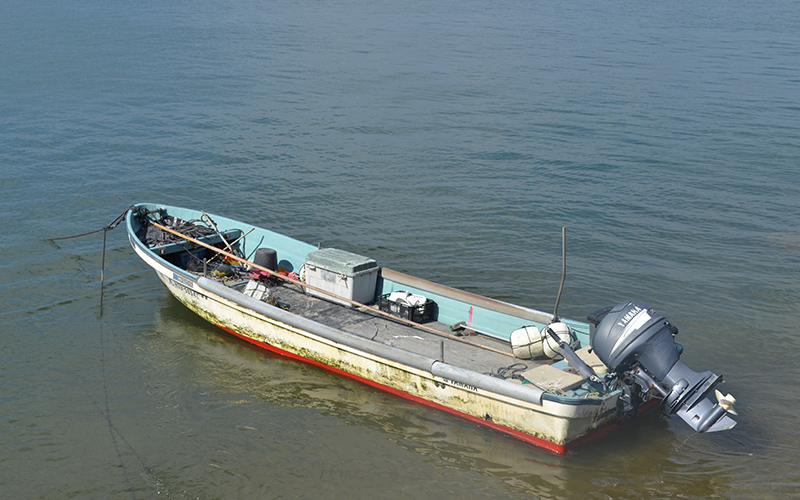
<box><xmin>136</xmin><ymin>204</ymin><xmax>591</xmax><ymax>348</ymax></box>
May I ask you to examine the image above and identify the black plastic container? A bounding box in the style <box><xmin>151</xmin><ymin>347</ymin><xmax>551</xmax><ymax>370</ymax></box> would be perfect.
<box><xmin>377</xmin><ymin>293</ymin><xmax>435</xmax><ymax>323</ymax></box>
<box><xmin>253</xmin><ymin>248</ymin><xmax>278</xmax><ymax>271</ymax></box>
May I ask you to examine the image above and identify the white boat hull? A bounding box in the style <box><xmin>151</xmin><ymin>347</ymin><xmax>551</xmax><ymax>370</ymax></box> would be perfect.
<box><xmin>132</xmin><ymin>238</ymin><xmax>624</xmax><ymax>453</ymax></box>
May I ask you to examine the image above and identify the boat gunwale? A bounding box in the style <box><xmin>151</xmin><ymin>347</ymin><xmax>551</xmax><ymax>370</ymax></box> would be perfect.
<box><xmin>125</xmin><ymin>203</ymin><xmax>636</xmax><ymax>452</ymax></box>
<box><xmin>125</xmin><ymin>204</ymin><xmax>616</xmax><ymax>406</ymax></box>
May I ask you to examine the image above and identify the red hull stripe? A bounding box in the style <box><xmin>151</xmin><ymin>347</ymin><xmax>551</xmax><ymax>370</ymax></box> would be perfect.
<box><xmin>213</xmin><ymin>323</ymin><xmax>648</xmax><ymax>454</ymax></box>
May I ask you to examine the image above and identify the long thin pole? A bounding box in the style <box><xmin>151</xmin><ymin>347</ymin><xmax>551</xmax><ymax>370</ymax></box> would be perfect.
<box><xmin>201</xmin><ymin>211</ymin><xmax>236</xmax><ymax>255</ymax></box>
<box><xmin>149</xmin><ymin>221</ymin><xmax>514</xmax><ymax>358</ymax></box>
<box><xmin>552</xmin><ymin>227</ymin><xmax>566</xmax><ymax>323</ymax></box>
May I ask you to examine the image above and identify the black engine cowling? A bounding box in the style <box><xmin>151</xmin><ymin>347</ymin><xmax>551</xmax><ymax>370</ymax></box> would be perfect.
<box><xmin>589</xmin><ymin>301</ymin><xmax>736</xmax><ymax>433</ymax></box>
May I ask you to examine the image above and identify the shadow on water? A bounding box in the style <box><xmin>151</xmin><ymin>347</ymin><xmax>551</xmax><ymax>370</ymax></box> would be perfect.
<box><xmin>144</xmin><ymin>297</ymin><xmax>577</xmax><ymax>497</ymax></box>
<box><xmin>4</xmin><ymin>219</ymin><xmax>782</xmax><ymax>499</ymax></box>
<box><xmin>124</xmin><ymin>294</ymin><xmax>755</xmax><ymax>499</ymax></box>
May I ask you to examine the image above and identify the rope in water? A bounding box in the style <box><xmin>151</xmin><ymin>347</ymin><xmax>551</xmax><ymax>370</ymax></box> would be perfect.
<box><xmin>45</xmin><ymin>206</ymin><xmax>134</xmax><ymax>315</ymax></box>
<box><xmin>45</xmin><ymin>206</ymin><xmax>133</xmax><ymax>242</ymax></box>
<box><xmin>48</xmin><ymin>206</ymin><xmax>155</xmax><ymax>498</ymax></box>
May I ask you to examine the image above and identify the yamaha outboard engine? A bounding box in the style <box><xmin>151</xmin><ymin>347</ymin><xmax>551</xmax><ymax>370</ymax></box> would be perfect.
<box><xmin>590</xmin><ymin>301</ymin><xmax>736</xmax><ymax>433</ymax></box>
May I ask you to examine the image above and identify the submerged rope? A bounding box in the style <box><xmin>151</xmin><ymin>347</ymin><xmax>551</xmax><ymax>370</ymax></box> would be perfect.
<box><xmin>45</xmin><ymin>206</ymin><xmax>134</xmax><ymax>317</ymax></box>
<box><xmin>98</xmin><ymin>315</ymin><xmax>137</xmax><ymax>499</ymax></box>
<box><xmin>49</xmin><ymin>206</ymin><xmax>157</xmax><ymax>497</ymax></box>
<box><xmin>101</xmin><ymin>229</ymin><xmax>107</xmax><ymax>316</ymax></box>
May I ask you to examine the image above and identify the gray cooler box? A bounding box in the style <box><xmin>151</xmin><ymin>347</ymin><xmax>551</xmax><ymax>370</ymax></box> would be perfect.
<box><xmin>303</xmin><ymin>248</ymin><xmax>379</xmax><ymax>307</ymax></box>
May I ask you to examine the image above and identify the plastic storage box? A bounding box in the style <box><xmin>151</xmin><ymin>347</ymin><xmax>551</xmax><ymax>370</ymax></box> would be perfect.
<box><xmin>377</xmin><ymin>292</ymin><xmax>435</xmax><ymax>323</ymax></box>
<box><xmin>303</xmin><ymin>248</ymin><xmax>379</xmax><ymax>307</ymax></box>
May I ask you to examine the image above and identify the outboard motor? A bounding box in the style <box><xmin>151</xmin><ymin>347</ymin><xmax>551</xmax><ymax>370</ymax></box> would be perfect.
<box><xmin>591</xmin><ymin>301</ymin><xmax>737</xmax><ymax>433</ymax></box>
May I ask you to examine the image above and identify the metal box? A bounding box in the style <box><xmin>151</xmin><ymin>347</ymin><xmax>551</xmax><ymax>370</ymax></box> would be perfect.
<box><xmin>303</xmin><ymin>248</ymin><xmax>379</xmax><ymax>306</ymax></box>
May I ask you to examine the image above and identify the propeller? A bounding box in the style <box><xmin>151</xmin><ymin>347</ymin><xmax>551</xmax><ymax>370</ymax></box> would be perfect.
<box><xmin>715</xmin><ymin>389</ymin><xmax>738</xmax><ymax>415</ymax></box>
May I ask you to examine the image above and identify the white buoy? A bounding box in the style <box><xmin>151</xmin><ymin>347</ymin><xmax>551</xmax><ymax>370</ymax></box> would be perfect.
<box><xmin>510</xmin><ymin>322</ymin><xmax>573</xmax><ymax>359</ymax></box>
<box><xmin>510</xmin><ymin>325</ymin><xmax>544</xmax><ymax>359</ymax></box>
<box><xmin>543</xmin><ymin>322</ymin><xmax>572</xmax><ymax>359</ymax></box>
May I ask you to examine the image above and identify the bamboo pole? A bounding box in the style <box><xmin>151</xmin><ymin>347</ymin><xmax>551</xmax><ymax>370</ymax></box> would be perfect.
<box><xmin>149</xmin><ymin>220</ymin><xmax>515</xmax><ymax>358</ymax></box>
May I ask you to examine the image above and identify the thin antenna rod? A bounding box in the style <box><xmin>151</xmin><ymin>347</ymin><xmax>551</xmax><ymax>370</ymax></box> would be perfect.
<box><xmin>552</xmin><ymin>227</ymin><xmax>566</xmax><ymax>322</ymax></box>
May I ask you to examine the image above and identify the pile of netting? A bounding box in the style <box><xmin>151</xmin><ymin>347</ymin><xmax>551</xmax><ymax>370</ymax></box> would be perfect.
<box><xmin>132</xmin><ymin>208</ymin><xmax>216</xmax><ymax>247</ymax></box>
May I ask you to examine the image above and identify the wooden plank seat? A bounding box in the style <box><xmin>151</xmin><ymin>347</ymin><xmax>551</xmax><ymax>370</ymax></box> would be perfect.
<box><xmin>517</xmin><ymin>347</ymin><xmax>608</xmax><ymax>392</ymax></box>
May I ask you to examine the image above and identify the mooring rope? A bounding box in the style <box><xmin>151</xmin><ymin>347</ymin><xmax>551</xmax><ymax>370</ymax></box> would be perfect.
<box><xmin>101</xmin><ymin>228</ymin><xmax>108</xmax><ymax>315</ymax></box>
<box><xmin>45</xmin><ymin>206</ymin><xmax>133</xmax><ymax>242</ymax></box>
<box><xmin>49</xmin><ymin>206</ymin><xmax>156</xmax><ymax>497</ymax></box>
<box><xmin>45</xmin><ymin>206</ymin><xmax>134</xmax><ymax>317</ymax></box>
<box><xmin>98</xmin><ymin>316</ymin><xmax>137</xmax><ymax>499</ymax></box>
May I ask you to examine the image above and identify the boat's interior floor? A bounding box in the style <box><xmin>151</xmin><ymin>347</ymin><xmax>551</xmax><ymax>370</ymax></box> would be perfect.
<box><xmin>224</xmin><ymin>276</ymin><xmax>554</xmax><ymax>385</ymax></box>
<box><xmin>139</xmin><ymin>213</ymin><xmax>602</xmax><ymax>397</ymax></box>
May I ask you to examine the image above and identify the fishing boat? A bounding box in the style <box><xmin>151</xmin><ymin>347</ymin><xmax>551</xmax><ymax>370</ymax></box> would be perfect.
<box><xmin>125</xmin><ymin>203</ymin><xmax>737</xmax><ymax>453</ymax></box>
